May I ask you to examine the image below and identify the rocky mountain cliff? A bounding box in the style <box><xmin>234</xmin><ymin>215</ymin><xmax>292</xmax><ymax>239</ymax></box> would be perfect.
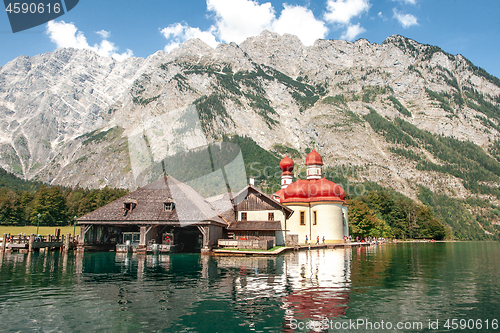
<box><xmin>2</xmin><ymin>31</ymin><xmax>500</xmax><ymax>218</ymax></box>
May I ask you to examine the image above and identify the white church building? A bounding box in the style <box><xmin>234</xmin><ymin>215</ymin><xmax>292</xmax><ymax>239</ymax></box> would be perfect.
<box><xmin>273</xmin><ymin>149</ymin><xmax>349</xmax><ymax>244</ymax></box>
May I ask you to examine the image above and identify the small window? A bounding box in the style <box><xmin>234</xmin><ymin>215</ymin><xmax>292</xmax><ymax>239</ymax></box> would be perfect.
<box><xmin>300</xmin><ymin>211</ymin><xmax>305</xmax><ymax>225</ymax></box>
<box><xmin>241</xmin><ymin>212</ymin><xmax>247</xmax><ymax>221</ymax></box>
<box><xmin>313</xmin><ymin>211</ymin><xmax>317</xmax><ymax>225</ymax></box>
<box><xmin>268</xmin><ymin>212</ymin><xmax>274</xmax><ymax>221</ymax></box>
<box><xmin>123</xmin><ymin>202</ymin><xmax>136</xmax><ymax>215</ymax></box>
<box><xmin>164</xmin><ymin>202</ymin><xmax>175</xmax><ymax>211</ymax></box>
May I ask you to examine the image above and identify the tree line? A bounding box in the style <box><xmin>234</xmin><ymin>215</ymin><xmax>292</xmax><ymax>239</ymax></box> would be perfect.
<box><xmin>347</xmin><ymin>190</ymin><xmax>446</xmax><ymax>240</ymax></box>
<box><xmin>0</xmin><ymin>185</ymin><xmax>127</xmax><ymax>226</ymax></box>
<box><xmin>322</xmin><ymin>167</ymin><xmax>447</xmax><ymax>240</ymax></box>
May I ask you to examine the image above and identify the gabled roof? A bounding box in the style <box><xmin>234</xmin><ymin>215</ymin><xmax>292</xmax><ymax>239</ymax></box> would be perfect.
<box><xmin>78</xmin><ymin>175</ymin><xmax>226</xmax><ymax>226</ymax></box>
<box><xmin>233</xmin><ymin>185</ymin><xmax>294</xmax><ymax>219</ymax></box>
<box><xmin>206</xmin><ymin>184</ymin><xmax>294</xmax><ymax>221</ymax></box>
<box><xmin>205</xmin><ymin>191</ymin><xmax>235</xmax><ymax>222</ymax></box>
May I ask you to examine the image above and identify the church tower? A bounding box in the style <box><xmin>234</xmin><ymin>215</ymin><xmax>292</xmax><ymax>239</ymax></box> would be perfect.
<box><xmin>305</xmin><ymin>148</ymin><xmax>323</xmax><ymax>180</ymax></box>
<box><xmin>279</xmin><ymin>156</ymin><xmax>294</xmax><ymax>189</ymax></box>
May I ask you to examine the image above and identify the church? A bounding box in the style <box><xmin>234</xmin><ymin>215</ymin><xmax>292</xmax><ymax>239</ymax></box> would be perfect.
<box><xmin>273</xmin><ymin>149</ymin><xmax>349</xmax><ymax>244</ymax></box>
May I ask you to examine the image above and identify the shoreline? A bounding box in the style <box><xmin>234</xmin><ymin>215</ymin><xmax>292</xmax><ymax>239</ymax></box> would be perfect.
<box><xmin>211</xmin><ymin>239</ymin><xmax>464</xmax><ymax>256</ymax></box>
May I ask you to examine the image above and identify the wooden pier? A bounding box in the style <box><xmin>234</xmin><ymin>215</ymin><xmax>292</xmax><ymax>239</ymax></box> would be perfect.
<box><xmin>1</xmin><ymin>230</ymin><xmax>79</xmax><ymax>253</ymax></box>
<box><xmin>212</xmin><ymin>241</ymin><xmax>373</xmax><ymax>256</ymax></box>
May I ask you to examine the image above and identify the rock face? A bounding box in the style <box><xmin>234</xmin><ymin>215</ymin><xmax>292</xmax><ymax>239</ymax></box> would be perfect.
<box><xmin>1</xmin><ymin>31</ymin><xmax>500</xmax><ymax>203</ymax></box>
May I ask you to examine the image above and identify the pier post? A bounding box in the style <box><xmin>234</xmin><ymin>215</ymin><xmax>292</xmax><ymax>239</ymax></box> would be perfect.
<box><xmin>137</xmin><ymin>226</ymin><xmax>147</xmax><ymax>254</ymax></box>
<box><xmin>1</xmin><ymin>233</ymin><xmax>6</xmax><ymax>253</ymax></box>
<box><xmin>64</xmin><ymin>233</ymin><xmax>70</xmax><ymax>252</ymax></box>
<box><xmin>29</xmin><ymin>234</ymin><xmax>34</xmax><ymax>253</ymax></box>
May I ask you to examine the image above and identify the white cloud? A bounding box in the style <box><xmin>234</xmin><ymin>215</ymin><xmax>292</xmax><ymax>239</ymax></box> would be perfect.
<box><xmin>340</xmin><ymin>23</ymin><xmax>366</xmax><ymax>40</ymax></box>
<box><xmin>161</xmin><ymin>0</ymin><xmax>330</xmax><ymax>52</ymax></box>
<box><xmin>378</xmin><ymin>11</ymin><xmax>388</xmax><ymax>21</ymax></box>
<box><xmin>392</xmin><ymin>0</ymin><xmax>417</xmax><ymax>4</ymax></box>
<box><xmin>160</xmin><ymin>22</ymin><xmax>218</xmax><ymax>52</ymax></box>
<box><xmin>272</xmin><ymin>4</ymin><xmax>328</xmax><ymax>45</ymax></box>
<box><xmin>393</xmin><ymin>9</ymin><xmax>418</xmax><ymax>28</ymax></box>
<box><xmin>206</xmin><ymin>0</ymin><xmax>275</xmax><ymax>44</ymax></box>
<box><xmin>324</xmin><ymin>0</ymin><xmax>371</xmax><ymax>25</ymax></box>
<box><xmin>96</xmin><ymin>30</ymin><xmax>110</xmax><ymax>39</ymax></box>
<box><xmin>322</xmin><ymin>0</ymin><xmax>369</xmax><ymax>41</ymax></box>
<box><xmin>46</xmin><ymin>20</ymin><xmax>133</xmax><ymax>61</ymax></box>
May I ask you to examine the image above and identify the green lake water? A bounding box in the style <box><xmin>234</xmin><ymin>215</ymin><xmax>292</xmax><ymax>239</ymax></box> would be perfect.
<box><xmin>0</xmin><ymin>242</ymin><xmax>499</xmax><ymax>332</ymax></box>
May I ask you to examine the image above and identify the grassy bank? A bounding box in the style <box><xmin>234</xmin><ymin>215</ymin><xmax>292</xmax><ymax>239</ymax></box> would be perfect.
<box><xmin>0</xmin><ymin>225</ymin><xmax>80</xmax><ymax>236</ymax></box>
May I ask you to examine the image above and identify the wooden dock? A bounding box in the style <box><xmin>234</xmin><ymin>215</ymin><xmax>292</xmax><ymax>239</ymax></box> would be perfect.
<box><xmin>1</xmin><ymin>230</ymin><xmax>79</xmax><ymax>253</ymax></box>
<box><xmin>212</xmin><ymin>242</ymin><xmax>373</xmax><ymax>256</ymax></box>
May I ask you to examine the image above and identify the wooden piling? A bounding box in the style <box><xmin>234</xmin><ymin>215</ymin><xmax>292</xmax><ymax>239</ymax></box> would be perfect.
<box><xmin>64</xmin><ymin>233</ymin><xmax>70</xmax><ymax>252</ymax></box>
<box><xmin>29</xmin><ymin>234</ymin><xmax>34</xmax><ymax>253</ymax></box>
<box><xmin>1</xmin><ymin>233</ymin><xmax>6</xmax><ymax>253</ymax></box>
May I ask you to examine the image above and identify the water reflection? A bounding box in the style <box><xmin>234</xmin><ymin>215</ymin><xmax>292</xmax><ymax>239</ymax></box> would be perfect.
<box><xmin>0</xmin><ymin>243</ymin><xmax>499</xmax><ymax>332</ymax></box>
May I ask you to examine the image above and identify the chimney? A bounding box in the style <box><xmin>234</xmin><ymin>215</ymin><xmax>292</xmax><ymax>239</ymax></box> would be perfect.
<box><xmin>249</xmin><ymin>177</ymin><xmax>255</xmax><ymax>186</ymax></box>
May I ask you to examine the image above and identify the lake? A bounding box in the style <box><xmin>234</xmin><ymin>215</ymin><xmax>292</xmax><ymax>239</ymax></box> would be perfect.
<box><xmin>0</xmin><ymin>242</ymin><xmax>499</xmax><ymax>332</ymax></box>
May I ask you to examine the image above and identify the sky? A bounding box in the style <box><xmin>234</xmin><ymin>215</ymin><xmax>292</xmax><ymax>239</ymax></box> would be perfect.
<box><xmin>1</xmin><ymin>0</ymin><xmax>500</xmax><ymax>78</ymax></box>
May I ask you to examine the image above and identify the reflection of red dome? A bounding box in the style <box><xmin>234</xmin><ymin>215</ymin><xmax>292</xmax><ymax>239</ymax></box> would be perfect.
<box><xmin>305</xmin><ymin>149</ymin><xmax>323</xmax><ymax>166</ymax></box>
<box><xmin>279</xmin><ymin>156</ymin><xmax>294</xmax><ymax>172</ymax></box>
<box><xmin>282</xmin><ymin>287</ymin><xmax>349</xmax><ymax>323</ymax></box>
<box><xmin>282</xmin><ymin>178</ymin><xmax>345</xmax><ymax>202</ymax></box>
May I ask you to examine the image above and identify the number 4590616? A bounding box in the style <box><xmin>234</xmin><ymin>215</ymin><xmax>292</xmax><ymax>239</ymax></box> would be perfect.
<box><xmin>5</xmin><ymin>2</ymin><xmax>61</xmax><ymax>14</ymax></box>
<box><xmin>444</xmin><ymin>319</ymin><xmax>498</xmax><ymax>330</ymax></box>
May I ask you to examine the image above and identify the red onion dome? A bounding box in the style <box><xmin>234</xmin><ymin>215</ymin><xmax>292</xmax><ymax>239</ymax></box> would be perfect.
<box><xmin>305</xmin><ymin>149</ymin><xmax>323</xmax><ymax>166</ymax></box>
<box><xmin>281</xmin><ymin>178</ymin><xmax>345</xmax><ymax>203</ymax></box>
<box><xmin>279</xmin><ymin>156</ymin><xmax>294</xmax><ymax>172</ymax></box>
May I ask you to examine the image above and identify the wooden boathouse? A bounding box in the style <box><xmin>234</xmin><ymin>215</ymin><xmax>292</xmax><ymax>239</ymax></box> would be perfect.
<box><xmin>77</xmin><ymin>175</ymin><xmax>227</xmax><ymax>253</ymax></box>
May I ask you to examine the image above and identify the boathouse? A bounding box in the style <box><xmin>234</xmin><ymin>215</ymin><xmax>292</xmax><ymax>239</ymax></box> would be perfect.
<box><xmin>77</xmin><ymin>175</ymin><xmax>227</xmax><ymax>253</ymax></box>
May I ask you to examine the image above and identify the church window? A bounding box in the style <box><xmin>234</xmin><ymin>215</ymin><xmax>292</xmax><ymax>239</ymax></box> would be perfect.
<box><xmin>313</xmin><ymin>211</ymin><xmax>317</xmax><ymax>225</ymax></box>
<box><xmin>300</xmin><ymin>211</ymin><xmax>305</xmax><ymax>225</ymax></box>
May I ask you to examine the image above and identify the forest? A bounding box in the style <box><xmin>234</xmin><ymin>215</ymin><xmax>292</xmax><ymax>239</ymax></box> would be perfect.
<box><xmin>0</xmin><ymin>171</ymin><xmax>127</xmax><ymax>226</ymax></box>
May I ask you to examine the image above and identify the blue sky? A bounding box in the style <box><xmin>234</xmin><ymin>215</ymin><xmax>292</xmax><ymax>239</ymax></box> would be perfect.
<box><xmin>1</xmin><ymin>0</ymin><xmax>500</xmax><ymax>78</ymax></box>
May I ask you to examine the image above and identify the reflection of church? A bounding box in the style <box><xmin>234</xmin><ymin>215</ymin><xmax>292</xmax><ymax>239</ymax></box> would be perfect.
<box><xmin>273</xmin><ymin>149</ymin><xmax>349</xmax><ymax>244</ymax></box>
<box><xmin>216</xmin><ymin>248</ymin><xmax>352</xmax><ymax>328</ymax></box>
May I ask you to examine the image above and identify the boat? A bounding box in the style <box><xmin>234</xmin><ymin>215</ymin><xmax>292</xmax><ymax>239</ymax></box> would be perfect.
<box><xmin>116</xmin><ymin>232</ymin><xmax>140</xmax><ymax>253</ymax></box>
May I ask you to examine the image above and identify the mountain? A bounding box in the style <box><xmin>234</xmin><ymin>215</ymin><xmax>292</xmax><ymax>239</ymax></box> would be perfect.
<box><xmin>1</xmin><ymin>31</ymin><xmax>500</xmax><ymax>238</ymax></box>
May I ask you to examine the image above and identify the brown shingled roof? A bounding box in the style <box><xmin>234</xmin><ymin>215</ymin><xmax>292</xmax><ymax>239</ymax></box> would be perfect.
<box><xmin>78</xmin><ymin>175</ymin><xmax>226</xmax><ymax>226</ymax></box>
